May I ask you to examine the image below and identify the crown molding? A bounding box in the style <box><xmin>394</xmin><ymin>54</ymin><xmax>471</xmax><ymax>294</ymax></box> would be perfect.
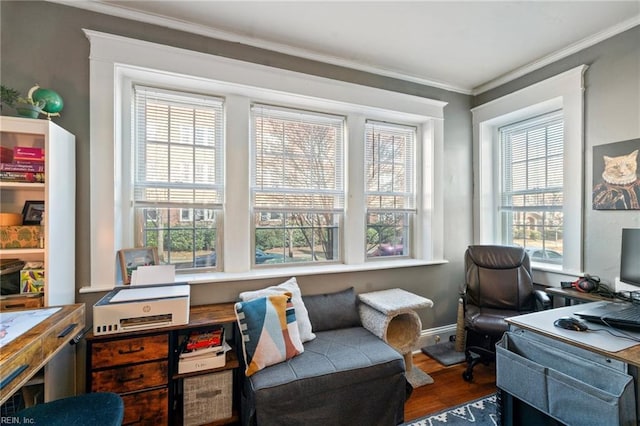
<box><xmin>472</xmin><ymin>14</ymin><xmax>640</xmax><ymax>95</ymax></box>
<box><xmin>50</xmin><ymin>0</ymin><xmax>472</xmax><ymax>94</ymax></box>
<box><xmin>50</xmin><ymin>1</ymin><xmax>638</xmax><ymax>97</ymax></box>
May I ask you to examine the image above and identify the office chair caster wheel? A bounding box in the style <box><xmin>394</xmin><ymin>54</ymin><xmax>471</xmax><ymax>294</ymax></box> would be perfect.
<box><xmin>462</xmin><ymin>370</ymin><xmax>473</xmax><ymax>381</ymax></box>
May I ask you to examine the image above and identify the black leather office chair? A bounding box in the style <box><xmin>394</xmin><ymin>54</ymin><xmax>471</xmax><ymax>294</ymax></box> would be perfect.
<box><xmin>461</xmin><ymin>245</ymin><xmax>551</xmax><ymax>381</ymax></box>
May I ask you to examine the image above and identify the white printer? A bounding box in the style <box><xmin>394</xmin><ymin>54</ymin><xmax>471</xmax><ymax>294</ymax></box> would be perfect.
<box><xmin>93</xmin><ymin>283</ymin><xmax>190</xmax><ymax>335</ymax></box>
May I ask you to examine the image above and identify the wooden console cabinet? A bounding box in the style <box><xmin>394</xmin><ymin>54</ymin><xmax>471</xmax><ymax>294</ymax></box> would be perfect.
<box><xmin>85</xmin><ymin>302</ymin><xmax>239</xmax><ymax>426</ymax></box>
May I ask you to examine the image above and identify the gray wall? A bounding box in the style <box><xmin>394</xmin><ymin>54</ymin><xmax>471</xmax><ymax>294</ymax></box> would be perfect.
<box><xmin>0</xmin><ymin>1</ymin><xmax>473</xmax><ymax>331</ymax></box>
<box><xmin>1</xmin><ymin>1</ymin><xmax>637</xmax><ymax>332</ymax></box>
<box><xmin>475</xmin><ymin>25</ymin><xmax>640</xmax><ymax>288</ymax></box>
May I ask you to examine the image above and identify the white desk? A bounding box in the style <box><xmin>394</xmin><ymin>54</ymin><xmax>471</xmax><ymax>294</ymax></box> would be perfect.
<box><xmin>501</xmin><ymin>302</ymin><xmax>640</xmax><ymax>425</ymax></box>
<box><xmin>507</xmin><ymin>302</ymin><xmax>640</xmax><ymax>365</ymax></box>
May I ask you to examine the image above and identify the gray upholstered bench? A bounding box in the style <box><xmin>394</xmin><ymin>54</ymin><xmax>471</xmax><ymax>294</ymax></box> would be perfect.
<box><xmin>239</xmin><ymin>287</ymin><xmax>407</xmax><ymax>426</ymax></box>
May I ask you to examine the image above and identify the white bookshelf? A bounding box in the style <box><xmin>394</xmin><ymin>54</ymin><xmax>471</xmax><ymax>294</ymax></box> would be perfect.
<box><xmin>0</xmin><ymin>115</ymin><xmax>77</xmax><ymax>401</ymax></box>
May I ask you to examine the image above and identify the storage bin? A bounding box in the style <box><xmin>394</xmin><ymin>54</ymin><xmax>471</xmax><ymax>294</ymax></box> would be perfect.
<box><xmin>0</xmin><ymin>226</ymin><xmax>40</xmax><ymax>249</ymax></box>
<box><xmin>497</xmin><ymin>331</ymin><xmax>636</xmax><ymax>426</ymax></box>
<box><xmin>183</xmin><ymin>370</ymin><xmax>232</xmax><ymax>426</ymax></box>
<box><xmin>20</xmin><ymin>269</ymin><xmax>45</xmax><ymax>293</ymax></box>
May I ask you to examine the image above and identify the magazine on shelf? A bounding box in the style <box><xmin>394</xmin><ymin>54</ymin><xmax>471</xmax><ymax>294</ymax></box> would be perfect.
<box><xmin>178</xmin><ymin>341</ymin><xmax>231</xmax><ymax>374</ymax></box>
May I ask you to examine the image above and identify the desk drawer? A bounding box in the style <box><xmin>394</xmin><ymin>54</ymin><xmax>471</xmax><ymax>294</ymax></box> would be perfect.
<box><xmin>121</xmin><ymin>387</ymin><xmax>168</xmax><ymax>426</ymax></box>
<box><xmin>91</xmin><ymin>334</ymin><xmax>168</xmax><ymax>368</ymax></box>
<box><xmin>91</xmin><ymin>360</ymin><xmax>168</xmax><ymax>393</ymax></box>
<box><xmin>41</xmin><ymin>307</ymin><xmax>84</xmax><ymax>360</ymax></box>
<box><xmin>0</xmin><ymin>338</ymin><xmax>41</xmax><ymax>393</ymax></box>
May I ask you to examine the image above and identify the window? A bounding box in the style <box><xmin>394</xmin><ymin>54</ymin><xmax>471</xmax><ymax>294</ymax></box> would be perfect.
<box><xmin>365</xmin><ymin>121</ymin><xmax>416</xmax><ymax>258</ymax></box>
<box><xmin>133</xmin><ymin>86</ymin><xmax>224</xmax><ymax>270</ymax></box>
<box><xmin>472</xmin><ymin>65</ymin><xmax>587</xmax><ymax>279</ymax></box>
<box><xmin>85</xmin><ymin>30</ymin><xmax>446</xmax><ymax>290</ymax></box>
<box><xmin>251</xmin><ymin>104</ymin><xmax>345</xmax><ymax>265</ymax></box>
<box><xmin>499</xmin><ymin>112</ymin><xmax>564</xmax><ymax>264</ymax></box>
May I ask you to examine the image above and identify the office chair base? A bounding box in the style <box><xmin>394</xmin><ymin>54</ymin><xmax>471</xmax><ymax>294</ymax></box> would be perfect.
<box><xmin>462</xmin><ymin>351</ymin><xmax>481</xmax><ymax>381</ymax></box>
<box><xmin>462</xmin><ymin>346</ymin><xmax>494</xmax><ymax>382</ymax></box>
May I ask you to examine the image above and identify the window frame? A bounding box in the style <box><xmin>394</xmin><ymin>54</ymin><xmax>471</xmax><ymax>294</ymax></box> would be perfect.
<box><xmin>498</xmin><ymin>111</ymin><xmax>564</xmax><ymax>260</ymax></box>
<box><xmin>250</xmin><ymin>103</ymin><xmax>346</xmax><ymax>266</ymax></box>
<box><xmin>132</xmin><ymin>86</ymin><xmax>225</xmax><ymax>270</ymax></box>
<box><xmin>364</xmin><ymin>120</ymin><xmax>418</xmax><ymax>260</ymax></box>
<box><xmin>83</xmin><ymin>29</ymin><xmax>447</xmax><ymax>291</ymax></box>
<box><xmin>472</xmin><ymin>65</ymin><xmax>588</xmax><ymax>284</ymax></box>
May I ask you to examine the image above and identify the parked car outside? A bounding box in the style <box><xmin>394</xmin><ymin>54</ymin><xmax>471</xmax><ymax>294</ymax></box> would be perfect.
<box><xmin>191</xmin><ymin>249</ymin><xmax>285</xmax><ymax>267</ymax></box>
<box><xmin>254</xmin><ymin>248</ymin><xmax>285</xmax><ymax>264</ymax></box>
<box><xmin>525</xmin><ymin>248</ymin><xmax>563</xmax><ymax>264</ymax></box>
<box><xmin>369</xmin><ymin>243</ymin><xmax>404</xmax><ymax>257</ymax></box>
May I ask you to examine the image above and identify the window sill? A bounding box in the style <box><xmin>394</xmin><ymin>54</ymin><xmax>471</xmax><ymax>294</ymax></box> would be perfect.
<box><xmin>79</xmin><ymin>259</ymin><xmax>447</xmax><ymax>293</ymax></box>
<box><xmin>532</xmin><ymin>264</ymin><xmax>583</xmax><ymax>287</ymax></box>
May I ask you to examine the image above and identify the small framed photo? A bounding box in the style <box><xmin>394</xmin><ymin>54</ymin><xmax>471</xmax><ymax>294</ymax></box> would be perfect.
<box><xmin>22</xmin><ymin>200</ymin><xmax>45</xmax><ymax>225</ymax></box>
<box><xmin>118</xmin><ymin>247</ymin><xmax>159</xmax><ymax>285</ymax></box>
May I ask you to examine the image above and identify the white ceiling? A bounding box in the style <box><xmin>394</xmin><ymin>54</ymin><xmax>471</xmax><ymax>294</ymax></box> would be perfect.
<box><xmin>60</xmin><ymin>1</ymin><xmax>640</xmax><ymax>94</ymax></box>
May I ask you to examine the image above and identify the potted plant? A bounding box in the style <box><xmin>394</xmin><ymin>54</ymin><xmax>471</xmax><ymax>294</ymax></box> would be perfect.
<box><xmin>1</xmin><ymin>85</ymin><xmax>20</xmax><ymax>112</ymax></box>
<box><xmin>13</xmin><ymin>96</ymin><xmax>45</xmax><ymax>119</ymax></box>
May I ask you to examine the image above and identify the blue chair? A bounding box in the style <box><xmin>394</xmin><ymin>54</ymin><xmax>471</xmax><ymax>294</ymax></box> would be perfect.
<box><xmin>16</xmin><ymin>392</ymin><xmax>123</xmax><ymax>426</ymax></box>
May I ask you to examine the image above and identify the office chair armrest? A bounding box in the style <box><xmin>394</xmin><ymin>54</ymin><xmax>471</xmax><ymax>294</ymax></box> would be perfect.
<box><xmin>533</xmin><ymin>289</ymin><xmax>552</xmax><ymax>310</ymax></box>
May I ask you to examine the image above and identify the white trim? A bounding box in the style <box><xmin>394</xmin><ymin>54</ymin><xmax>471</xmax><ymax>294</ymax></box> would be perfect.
<box><xmin>417</xmin><ymin>324</ymin><xmax>458</xmax><ymax>350</ymax></box>
<box><xmin>474</xmin><ymin>16</ymin><xmax>640</xmax><ymax>95</ymax></box>
<box><xmin>84</xmin><ymin>30</ymin><xmax>446</xmax><ymax>120</ymax></box>
<box><xmin>472</xmin><ymin>65</ymin><xmax>588</xmax><ymax>283</ymax></box>
<box><xmin>54</xmin><ymin>1</ymin><xmax>470</xmax><ymax>94</ymax></box>
<box><xmin>84</xmin><ymin>29</ymin><xmax>446</xmax><ymax>290</ymax></box>
<box><xmin>55</xmin><ymin>1</ymin><xmax>638</xmax><ymax>95</ymax></box>
<box><xmin>79</xmin><ymin>258</ymin><xmax>448</xmax><ymax>294</ymax></box>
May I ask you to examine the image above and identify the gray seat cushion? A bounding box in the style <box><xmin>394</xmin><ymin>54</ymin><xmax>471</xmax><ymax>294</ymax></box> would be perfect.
<box><xmin>249</xmin><ymin>327</ymin><xmax>404</xmax><ymax>403</ymax></box>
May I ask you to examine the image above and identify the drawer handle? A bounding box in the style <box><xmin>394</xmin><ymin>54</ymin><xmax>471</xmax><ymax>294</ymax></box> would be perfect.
<box><xmin>0</xmin><ymin>364</ymin><xmax>29</xmax><ymax>390</ymax></box>
<box><xmin>118</xmin><ymin>346</ymin><xmax>144</xmax><ymax>355</ymax></box>
<box><xmin>58</xmin><ymin>323</ymin><xmax>78</xmax><ymax>338</ymax></box>
<box><xmin>4</xmin><ymin>303</ymin><xmax>26</xmax><ymax>310</ymax></box>
<box><xmin>117</xmin><ymin>373</ymin><xmax>144</xmax><ymax>383</ymax></box>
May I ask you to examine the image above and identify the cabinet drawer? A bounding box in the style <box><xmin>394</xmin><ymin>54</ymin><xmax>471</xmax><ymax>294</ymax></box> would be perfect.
<box><xmin>0</xmin><ymin>295</ymin><xmax>43</xmax><ymax>311</ymax></box>
<box><xmin>121</xmin><ymin>387</ymin><xmax>169</xmax><ymax>426</ymax></box>
<box><xmin>91</xmin><ymin>334</ymin><xmax>168</xmax><ymax>368</ymax></box>
<box><xmin>91</xmin><ymin>360</ymin><xmax>168</xmax><ymax>393</ymax></box>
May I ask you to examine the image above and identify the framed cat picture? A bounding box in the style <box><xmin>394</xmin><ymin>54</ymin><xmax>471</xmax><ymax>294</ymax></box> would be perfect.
<box><xmin>592</xmin><ymin>138</ymin><xmax>640</xmax><ymax>210</ymax></box>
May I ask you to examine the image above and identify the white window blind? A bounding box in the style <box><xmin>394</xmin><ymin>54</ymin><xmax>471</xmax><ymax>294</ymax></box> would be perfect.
<box><xmin>365</xmin><ymin>121</ymin><xmax>416</xmax><ymax>258</ymax></box>
<box><xmin>251</xmin><ymin>104</ymin><xmax>345</xmax><ymax>213</ymax></box>
<box><xmin>132</xmin><ymin>86</ymin><xmax>224</xmax><ymax>269</ymax></box>
<box><xmin>499</xmin><ymin>111</ymin><xmax>564</xmax><ymax>262</ymax></box>
<box><xmin>365</xmin><ymin>121</ymin><xmax>416</xmax><ymax>213</ymax></box>
<box><xmin>134</xmin><ymin>86</ymin><xmax>224</xmax><ymax>209</ymax></box>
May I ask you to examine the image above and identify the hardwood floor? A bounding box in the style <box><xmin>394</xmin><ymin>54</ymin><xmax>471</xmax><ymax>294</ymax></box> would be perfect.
<box><xmin>404</xmin><ymin>351</ymin><xmax>497</xmax><ymax>422</ymax></box>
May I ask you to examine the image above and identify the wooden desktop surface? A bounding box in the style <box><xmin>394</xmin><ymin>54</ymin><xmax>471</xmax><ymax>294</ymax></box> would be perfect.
<box><xmin>0</xmin><ymin>303</ymin><xmax>85</xmax><ymax>405</ymax></box>
<box><xmin>545</xmin><ymin>287</ymin><xmax>613</xmax><ymax>304</ymax></box>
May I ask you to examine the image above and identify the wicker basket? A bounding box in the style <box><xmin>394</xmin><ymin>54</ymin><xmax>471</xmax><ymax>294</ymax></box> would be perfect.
<box><xmin>183</xmin><ymin>370</ymin><xmax>232</xmax><ymax>426</ymax></box>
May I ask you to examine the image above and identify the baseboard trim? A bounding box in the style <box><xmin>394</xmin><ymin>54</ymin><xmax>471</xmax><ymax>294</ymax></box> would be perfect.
<box><xmin>414</xmin><ymin>324</ymin><xmax>457</xmax><ymax>352</ymax></box>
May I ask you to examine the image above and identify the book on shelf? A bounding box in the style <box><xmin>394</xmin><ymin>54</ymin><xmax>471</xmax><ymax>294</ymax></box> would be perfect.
<box><xmin>181</xmin><ymin>326</ymin><xmax>224</xmax><ymax>356</ymax></box>
<box><xmin>13</xmin><ymin>147</ymin><xmax>45</xmax><ymax>163</ymax></box>
<box><xmin>178</xmin><ymin>341</ymin><xmax>231</xmax><ymax>374</ymax></box>
<box><xmin>0</xmin><ymin>171</ymin><xmax>44</xmax><ymax>183</ymax></box>
<box><xmin>0</xmin><ymin>163</ymin><xmax>45</xmax><ymax>173</ymax></box>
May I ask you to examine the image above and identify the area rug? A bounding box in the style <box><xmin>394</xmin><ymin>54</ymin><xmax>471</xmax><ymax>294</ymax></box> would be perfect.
<box><xmin>403</xmin><ymin>393</ymin><xmax>497</xmax><ymax>426</ymax></box>
<box><xmin>421</xmin><ymin>341</ymin><xmax>466</xmax><ymax>366</ymax></box>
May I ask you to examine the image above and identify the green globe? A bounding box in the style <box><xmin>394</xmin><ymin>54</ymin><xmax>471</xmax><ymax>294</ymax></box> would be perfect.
<box><xmin>31</xmin><ymin>87</ymin><xmax>63</xmax><ymax>114</ymax></box>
